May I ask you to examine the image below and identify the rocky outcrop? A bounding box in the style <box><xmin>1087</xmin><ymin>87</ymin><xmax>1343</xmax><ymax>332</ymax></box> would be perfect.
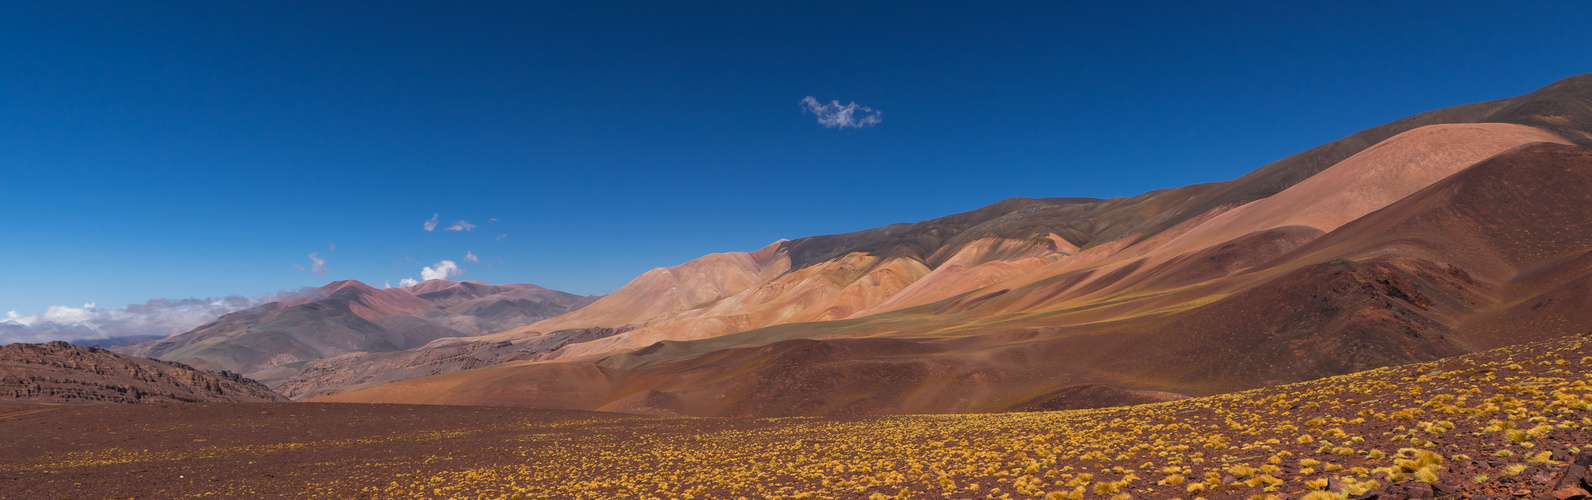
<box><xmin>0</xmin><ymin>341</ymin><xmax>285</xmax><ymax>403</ymax></box>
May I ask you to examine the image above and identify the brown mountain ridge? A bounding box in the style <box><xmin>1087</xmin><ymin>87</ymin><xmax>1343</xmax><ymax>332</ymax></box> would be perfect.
<box><xmin>113</xmin><ymin>279</ymin><xmax>595</xmax><ymax>388</ymax></box>
<box><xmin>0</xmin><ymin>341</ymin><xmax>284</xmax><ymax>403</ymax></box>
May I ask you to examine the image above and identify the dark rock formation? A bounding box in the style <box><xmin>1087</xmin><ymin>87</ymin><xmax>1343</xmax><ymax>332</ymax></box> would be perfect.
<box><xmin>0</xmin><ymin>341</ymin><xmax>285</xmax><ymax>403</ymax></box>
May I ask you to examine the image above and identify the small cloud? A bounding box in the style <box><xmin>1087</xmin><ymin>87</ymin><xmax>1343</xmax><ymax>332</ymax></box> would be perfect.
<box><xmin>329</xmin><ymin>240</ymin><xmax>336</xmax><ymax>252</ymax></box>
<box><xmin>464</xmin><ymin>251</ymin><xmax>479</xmax><ymax>263</ymax></box>
<box><xmin>801</xmin><ymin>96</ymin><xmax>882</xmax><ymax>129</ymax></box>
<box><xmin>495</xmin><ymin>234</ymin><xmax>507</xmax><ymax>242</ymax></box>
<box><xmin>489</xmin><ymin>217</ymin><xmax>498</xmax><ymax>222</ymax></box>
<box><xmin>443</xmin><ymin>220</ymin><xmax>476</xmax><ymax>232</ymax></box>
<box><xmin>423</xmin><ymin>213</ymin><xmax>439</xmax><ymax>232</ymax></box>
<box><xmin>398</xmin><ymin>277</ymin><xmax>419</xmax><ymax>287</ymax></box>
<box><xmin>382</xmin><ymin>280</ymin><xmax>392</xmax><ymax>288</ymax></box>
<box><xmin>420</xmin><ymin>260</ymin><xmax>464</xmax><ymax>281</ymax></box>
<box><xmin>307</xmin><ymin>253</ymin><xmax>329</xmax><ymax>278</ymax></box>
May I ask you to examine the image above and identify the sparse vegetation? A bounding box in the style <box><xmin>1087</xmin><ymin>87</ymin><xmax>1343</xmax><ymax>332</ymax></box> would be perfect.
<box><xmin>6</xmin><ymin>333</ymin><xmax>1592</xmax><ymax>498</ymax></box>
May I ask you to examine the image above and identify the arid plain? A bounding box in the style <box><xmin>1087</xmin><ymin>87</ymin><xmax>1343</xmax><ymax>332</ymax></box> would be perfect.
<box><xmin>6</xmin><ymin>334</ymin><xmax>1592</xmax><ymax>499</ymax></box>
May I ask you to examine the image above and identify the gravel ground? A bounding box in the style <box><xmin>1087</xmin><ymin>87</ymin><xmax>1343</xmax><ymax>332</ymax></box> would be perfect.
<box><xmin>5</xmin><ymin>333</ymin><xmax>1592</xmax><ymax>499</ymax></box>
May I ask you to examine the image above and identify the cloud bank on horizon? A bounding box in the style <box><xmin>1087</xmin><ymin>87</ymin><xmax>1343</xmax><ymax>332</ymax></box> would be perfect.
<box><xmin>0</xmin><ymin>291</ymin><xmax>322</xmax><ymax>345</ymax></box>
<box><xmin>801</xmin><ymin>96</ymin><xmax>882</xmax><ymax>129</ymax></box>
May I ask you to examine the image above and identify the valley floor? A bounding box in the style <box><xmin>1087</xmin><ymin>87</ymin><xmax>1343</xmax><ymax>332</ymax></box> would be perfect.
<box><xmin>5</xmin><ymin>334</ymin><xmax>1592</xmax><ymax>499</ymax></box>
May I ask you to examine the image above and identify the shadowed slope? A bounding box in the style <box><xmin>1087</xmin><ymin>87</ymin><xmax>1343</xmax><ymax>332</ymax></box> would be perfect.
<box><xmin>315</xmin><ymin>336</ymin><xmax>1185</xmax><ymax>416</ymax></box>
<box><xmin>1</xmin><ymin>341</ymin><xmax>284</xmax><ymax>403</ymax></box>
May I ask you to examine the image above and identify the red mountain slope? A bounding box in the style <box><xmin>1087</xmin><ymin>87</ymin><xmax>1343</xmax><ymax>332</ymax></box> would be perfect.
<box><xmin>315</xmin><ymin>74</ymin><xmax>1592</xmax><ymax>415</ymax></box>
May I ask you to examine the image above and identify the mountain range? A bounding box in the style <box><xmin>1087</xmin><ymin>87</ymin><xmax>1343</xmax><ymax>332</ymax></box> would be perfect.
<box><xmin>61</xmin><ymin>73</ymin><xmax>1592</xmax><ymax>417</ymax></box>
<box><xmin>111</xmin><ymin>279</ymin><xmax>595</xmax><ymax>388</ymax></box>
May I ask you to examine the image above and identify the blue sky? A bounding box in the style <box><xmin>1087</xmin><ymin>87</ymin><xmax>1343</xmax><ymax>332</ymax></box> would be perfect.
<box><xmin>3</xmin><ymin>1</ymin><xmax>1592</xmax><ymax>321</ymax></box>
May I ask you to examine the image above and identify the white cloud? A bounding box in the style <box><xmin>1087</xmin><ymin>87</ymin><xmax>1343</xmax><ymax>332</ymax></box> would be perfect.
<box><xmin>801</xmin><ymin>96</ymin><xmax>882</xmax><ymax>129</ymax></box>
<box><xmin>464</xmin><ymin>251</ymin><xmax>479</xmax><ymax>263</ymax></box>
<box><xmin>423</xmin><ymin>213</ymin><xmax>439</xmax><ymax>232</ymax></box>
<box><xmin>495</xmin><ymin>234</ymin><xmax>507</xmax><ymax>242</ymax></box>
<box><xmin>443</xmin><ymin>220</ymin><xmax>476</xmax><ymax>232</ymax></box>
<box><xmin>382</xmin><ymin>280</ymin><xmax>392</xmax><ymax>288</ymax></box>
<box><xmin>307</xmin><ymin>252</ymin><xmax>329</xmax><ymax>277</ymax></box>
<box><xmin>0</xmin><ymin>293</ymin><xmax>307</xmax><ymax>345</ymax></box>
<box><xmin>399</xmin><ymin>277</ymin><xmax>420</xmax><ymax>287</ymax></box>
<box><xmin>420</xmin><ymin>260</ymin><xmax>464</xmax><ymax>281</ymax></box>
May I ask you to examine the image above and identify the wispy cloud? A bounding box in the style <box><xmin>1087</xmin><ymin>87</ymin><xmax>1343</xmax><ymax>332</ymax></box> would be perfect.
<box><xmin>443</xmin><ymin>220</ymin><xmax>476</xmax><ymax>232</ymax></box>
<box><xmin>801</xmin><ymin>96</ymin><xmax>882</xmax><ymax>129</ymax></box>
<box><xmin>495</xmin><ymin>234</ymin><xmax>507</xmax><ymax>242</ymax></box>
<box><xmin>420</xmin><ymin>260</ymin><xmax>464</xmax><ymax>281</ymax></box>
<box><xmin>399</xmin><ymin>277</ymin><xmax>419</xmax><ymax>287</ymax></box>
<box><xmin>0</xmin><ymin>290</ymin><xmax>323</xmax><ymax>345</ymax></box>
<box><xmin>423</xmin><ymin>213</ymin><xmax>439</xmax><ymax>232</ymax></box>
<box><xmin>463</xmin><ymin>251</ymin><xmax>479</xmax><ymax>263</ymax></box>
<box><xmin>307</xmin><ymin>252</ymin><xmax>329</xmax><ymax>277</ymax></box>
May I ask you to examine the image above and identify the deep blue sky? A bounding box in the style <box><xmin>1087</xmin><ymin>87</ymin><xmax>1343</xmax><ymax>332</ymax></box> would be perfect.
<box><xmin>4</xmin><ymin>1</ymin><xmax>1591</xmax><ymax>315</ymax></box>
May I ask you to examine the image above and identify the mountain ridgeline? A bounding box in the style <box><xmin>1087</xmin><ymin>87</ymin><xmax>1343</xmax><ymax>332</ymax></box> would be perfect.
<box><xmin>105</xmin><ymin>73</ymin><xmax>1592</xmax><ymax>417</ymax></box>
<box><xmin>113</xmin><ymin>280</ymin><xmax>596</xmax><ymax>387</ymax></box>
<box><xmin>0</xmin><ymin>341</ymin><xmax>285</xmax><ymax>403</ymax></box>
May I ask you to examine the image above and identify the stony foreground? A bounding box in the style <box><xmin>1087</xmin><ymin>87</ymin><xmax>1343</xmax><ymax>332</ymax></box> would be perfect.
<box><xmin>5</xmin><ymin>333</ymin><xmax>1592</xmax><ymax>499</ymax></box>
